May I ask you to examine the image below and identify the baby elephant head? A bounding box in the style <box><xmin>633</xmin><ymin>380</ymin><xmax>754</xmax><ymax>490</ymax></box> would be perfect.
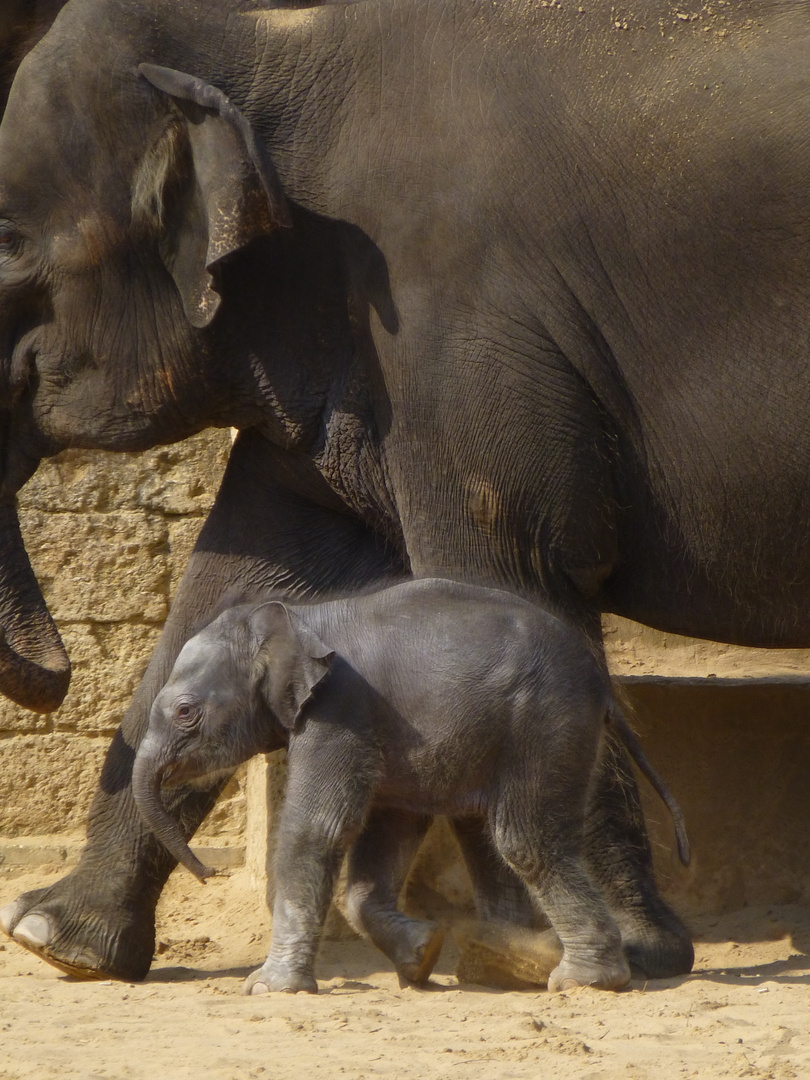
<box><xmin>132</xmin><ymin>601</ymin><xmax>334</xmax><ymax>882</ymax></box>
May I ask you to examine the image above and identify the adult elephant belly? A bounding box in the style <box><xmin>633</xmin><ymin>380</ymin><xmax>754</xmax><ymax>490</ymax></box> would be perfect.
<box><xmin>602</xmin><ymin>318</ymin><xmax>810</xmax><ymax>648</ymax></box>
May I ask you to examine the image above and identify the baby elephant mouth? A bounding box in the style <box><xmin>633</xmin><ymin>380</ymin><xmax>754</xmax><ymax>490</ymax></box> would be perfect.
<box><xmin>160</xmin><ymin>761</ymin><xmax>183</xmax><ymax>787</ymax></box>
<box><xmin>160</xmin><ymin>760</ymin><xmax>202</xmax><ymax>789</ymax></box>
<box><xmin>161</xmin><ymin>759</ymin><xmax>232</xmax><ymax>791</ymax></box>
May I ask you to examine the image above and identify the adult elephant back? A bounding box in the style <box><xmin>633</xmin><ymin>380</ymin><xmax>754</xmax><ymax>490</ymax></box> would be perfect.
<box><xmin>1</xmin><ymin>0</ymin><xmax>807</xmax><ymax>980</ymax></box>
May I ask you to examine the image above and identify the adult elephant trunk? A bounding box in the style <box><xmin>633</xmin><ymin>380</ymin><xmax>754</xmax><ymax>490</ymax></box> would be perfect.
<box><xmin>131</xmin><ymin>741</ymin><xmax>216</xmax><ymax>884</ymax></box>
<box><xmin>0</xmin><ymin>500</ymin><xmax>71</xmax><ymax>712</ymax></box>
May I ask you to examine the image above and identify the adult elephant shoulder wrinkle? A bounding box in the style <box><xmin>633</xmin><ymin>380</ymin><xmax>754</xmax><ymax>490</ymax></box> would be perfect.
<box><xmin>6</xmin><ymin>0</ymin><xmax>809</xmax><ymax>980</ymax></box>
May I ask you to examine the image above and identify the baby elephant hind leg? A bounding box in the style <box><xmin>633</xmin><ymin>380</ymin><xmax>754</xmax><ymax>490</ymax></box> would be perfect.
<box><xmin>491</xmin><ymin>802</ymin><xmax>630</xmax><ymax>993</ymax></box>
<box><xmin>346</xmin><ymin>808</ymin><xmax>444</xmax><ymax>985</ymax></box>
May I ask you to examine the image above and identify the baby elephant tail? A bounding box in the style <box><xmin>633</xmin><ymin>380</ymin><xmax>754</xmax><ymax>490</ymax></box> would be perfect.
<box><xmin>607</xmin><ymin>705</ymin><xmax>691</xmax><ymax>867</ymax></box>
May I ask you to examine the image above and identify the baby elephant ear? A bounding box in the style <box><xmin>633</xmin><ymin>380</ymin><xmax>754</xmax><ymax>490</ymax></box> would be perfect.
<box><xmin>249</xmin><ymin>602</ymin><xmax>335</xmax><ymax>731</ymax></box>
<box><xmin>136</xmin><ymin>63</ymin><xmax>291</xmax><ymax>328</ymax></box>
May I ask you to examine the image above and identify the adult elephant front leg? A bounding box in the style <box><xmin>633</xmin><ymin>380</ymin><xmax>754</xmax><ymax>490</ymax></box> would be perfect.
<box><xmin>0</xmin><ymin>431</ymin><xmax>404</xmax><ymax>980</ymax></box>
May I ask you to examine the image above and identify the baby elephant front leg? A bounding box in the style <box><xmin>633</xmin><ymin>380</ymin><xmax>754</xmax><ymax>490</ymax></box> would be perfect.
<box><xmin>244</xmin><ymin>726</ymin><xmax>378</xmax><ymax>996</ymax></box>
<box><xmin>244</xmin><ymin>813</ymin><xmax>345</xmax><ymax>996</ymax></box>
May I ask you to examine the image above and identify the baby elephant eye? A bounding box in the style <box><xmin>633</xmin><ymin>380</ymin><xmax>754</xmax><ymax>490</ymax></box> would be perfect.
<box><xmin>173</xmin><ymin>700</ymin><xmax>202</xmax><ymax>726</ymax></box>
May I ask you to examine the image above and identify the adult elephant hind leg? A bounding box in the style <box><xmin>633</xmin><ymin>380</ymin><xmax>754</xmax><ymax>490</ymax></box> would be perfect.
<box><xmin>344</xmin><ymin>808</ymin><xmax>441</xmax><ymax>985</ymax></box>
<box><xmin>1</xmin><ymin>432</ymin><xmax>405</xmax><ymax>981</ymax></box>
<box><xmin>583</xmin><ymin>731</ymin><xmax>695</xmax><ymax>978</ymax></box>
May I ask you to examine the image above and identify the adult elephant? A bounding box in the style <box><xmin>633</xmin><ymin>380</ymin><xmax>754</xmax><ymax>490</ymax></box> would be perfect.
<box><xmin>0</xmin><ymin>0</ymin><xmax>805</xmax><ymax>982</ymax></box>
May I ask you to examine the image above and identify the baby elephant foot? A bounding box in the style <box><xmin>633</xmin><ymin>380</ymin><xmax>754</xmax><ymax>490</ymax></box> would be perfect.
<box><xmin>242</xmin><ymin>963</ymin><xmax>318</xmax><ymax>996</ymax></box>
<box><xmin>548</xmin><ymin>953</ymin><xmax>631</xmax><ymax>993</ymax></box>
<box><xmin>395</xmin><ymin>923</ymin><xmax>445</xmax><ymax>986</ymax></box>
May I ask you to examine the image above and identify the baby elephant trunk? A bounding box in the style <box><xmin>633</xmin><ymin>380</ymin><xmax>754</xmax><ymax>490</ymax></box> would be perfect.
<box><xmin>132</xmin><ymin>740</ymin><xmax>216</xmax><ymax>884</ymax></box>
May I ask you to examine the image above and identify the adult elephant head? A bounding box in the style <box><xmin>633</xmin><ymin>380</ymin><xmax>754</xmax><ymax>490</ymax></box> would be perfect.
<box><xmin>0</xmin><ymin>1</ymin><xmax>300</xmax><ymax>713</ymax></box>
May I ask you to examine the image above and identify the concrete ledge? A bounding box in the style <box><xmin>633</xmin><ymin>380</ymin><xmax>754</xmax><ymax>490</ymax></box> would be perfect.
<box><xmin>616</xmin><ymin>674</ymin><xmax>810</xmax><ymax>687</ymax></box>
<box><xmin>0</xmin><ymin>835</ymin><xmax>245</xmax><ymax>871</ymax></box>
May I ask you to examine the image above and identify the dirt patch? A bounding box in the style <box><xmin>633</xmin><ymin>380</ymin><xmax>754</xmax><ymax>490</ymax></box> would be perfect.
<box><xmin>2</xmin><ymin>865</ymin><xmax>810</xmax><ymax>1080</ymax></box>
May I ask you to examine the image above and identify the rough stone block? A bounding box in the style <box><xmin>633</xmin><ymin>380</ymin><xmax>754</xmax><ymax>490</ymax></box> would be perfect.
<box><xmin>0</xmin><ymin>696</ymin><xmax>52</xmax><ymax>734</ymax></box>
<box><xmin>0</xmin><ymin>734</ymin><xmax>109</xmax><ymax>837</ymax></box>
<box><xmin>51</xmin><ymin>623</ymin><xmax>164</xmax><ymax>734</ymax></box>
<box><xmin>0</xmin><ymin>623</ymin><xmax>160</xmax><ymax>734</ymax></box>
<box><xmin>246</xmin><ymin>751</ymin><xmax>288</xmax><ymax>900</ymax></box>
<box><xmin>0</xmin><ymin>429</ymin><xmax>240</xmax><ymax>848</ymax></box>
<box><xmin>19</xmin><ymin>510</ymin><xmax>170</xmax><ymax>623</ymax></box>
<box><xmin>196</xmin><ymin>767</ymin><xmax>247</xmax><ymax>843</ymax></box>
<box><xmin>134</xmin><ymin>433</ymin><xmax>230</xmax><ymax>515</ymax></box>
<box><xmin>17</xmin><ymin>431</ymin><xmax>230</xmax><ymax>515</ymax></box>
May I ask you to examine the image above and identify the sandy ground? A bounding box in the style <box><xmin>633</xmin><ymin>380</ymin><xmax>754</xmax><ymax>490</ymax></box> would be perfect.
<box><xmin>2</xmin><ymin>866</ymin><xmax>810</xmax><ymax>1080</ymax></box>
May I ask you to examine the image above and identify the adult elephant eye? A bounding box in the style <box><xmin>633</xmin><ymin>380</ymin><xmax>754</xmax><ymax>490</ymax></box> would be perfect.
<box><xmin>0</xmin><ymin>223</ymin><xmax>21</xmax><ymax>258</ymax></box>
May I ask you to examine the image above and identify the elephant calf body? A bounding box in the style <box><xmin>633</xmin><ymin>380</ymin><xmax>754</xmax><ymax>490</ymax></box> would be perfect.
<box><xmin>133</xmin><ymin>579</ymin><xmax>684</xmax><ymax>994</ymax></box>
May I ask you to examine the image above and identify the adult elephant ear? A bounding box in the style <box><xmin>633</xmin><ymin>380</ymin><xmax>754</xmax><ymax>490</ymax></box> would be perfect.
<box><xmin>136</xmin><ymin>64</ymin><xmax>291</xmax><ymax>328</ymax></box>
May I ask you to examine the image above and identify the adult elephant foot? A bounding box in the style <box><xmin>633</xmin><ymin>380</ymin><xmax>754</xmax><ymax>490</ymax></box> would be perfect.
<box><xmin>613</xmin><ymin>893</ymin><xmax>695</xmax><ymax>979</ymax></box>
<box><xmin>0</xmin><ymin>872</ymin><xmax>156</xmax><ymax>981</ymax></box>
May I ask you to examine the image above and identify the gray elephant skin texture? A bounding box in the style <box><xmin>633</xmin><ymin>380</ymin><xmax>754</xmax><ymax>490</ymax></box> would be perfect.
<box><xmin>133</xmin><ymin>579</ymin><xmax>683</xmax><ymax>994</ymax></box>
<box><xmin>0</xmin><ymin>0</ymin><xmax>802</xmax><ymax>980</ymax></box>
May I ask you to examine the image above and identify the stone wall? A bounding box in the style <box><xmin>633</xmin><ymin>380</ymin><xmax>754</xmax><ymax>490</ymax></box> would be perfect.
<box><xmin>0</xmin><ymin>430</ymin><xmax>239</xmax><ymax>848</ymax></box>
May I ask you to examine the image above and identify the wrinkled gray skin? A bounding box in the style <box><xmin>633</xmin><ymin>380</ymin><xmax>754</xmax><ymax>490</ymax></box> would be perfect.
<box><xmin>5</xmin><ymin>0</ymin><xmax>806</xmax><ymax>982</ymax></box>
<box><xmin>134</xmin><ymin>580</ymin><xmax>688</xmax><ymax>994</ymax></box>
<box><xmin>0</xmin><ymin>1</ymin><xmax>69</xmax><ymax>712</ymax></box>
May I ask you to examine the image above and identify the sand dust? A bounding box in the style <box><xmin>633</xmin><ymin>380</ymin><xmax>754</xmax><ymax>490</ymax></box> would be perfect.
<box><xmin>2</xmin><ymin>865</ymin><xmax>810</xmax><ymax>1080</ymax></box>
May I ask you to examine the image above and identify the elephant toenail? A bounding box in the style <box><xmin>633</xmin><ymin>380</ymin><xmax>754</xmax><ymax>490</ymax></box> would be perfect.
<box><xmin>250</xmin><ymin>982</ymin><xmax>269</xmax><ymax>995</ymax></box>
<box><xmin>12</xmin><ymin>914</ymin><xmax>51</xmax><ymax>949</ymax></box>
<box><xmin>0</xmin><ymin>901</ymin><xmax>21</xmax><ymax>936</ymax></box>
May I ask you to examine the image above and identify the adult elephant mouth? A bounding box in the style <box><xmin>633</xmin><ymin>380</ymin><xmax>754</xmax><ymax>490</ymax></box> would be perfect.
<box><xmin>0</xmin><ymin>497</ymin><xmax>71</xmax><ymax>712</ymax></box>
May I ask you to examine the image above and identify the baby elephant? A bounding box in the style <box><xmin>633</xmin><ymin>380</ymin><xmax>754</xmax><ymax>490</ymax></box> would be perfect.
<box><xmin>133</xmin><ymin>578</ymin><xmax>689</xmax><ymax>995</ymax></box>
